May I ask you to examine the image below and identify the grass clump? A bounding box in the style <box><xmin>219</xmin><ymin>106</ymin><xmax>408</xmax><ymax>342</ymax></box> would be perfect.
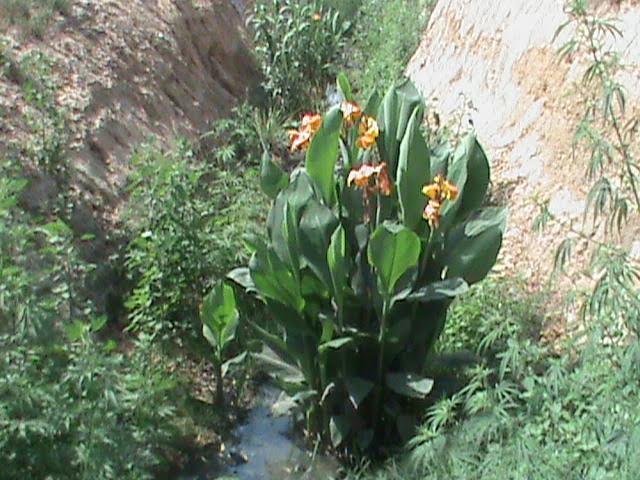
<box><xmin>346</xmin><ymin>0</ymin><xmax>435</xmax><ymax>94</ymax></box>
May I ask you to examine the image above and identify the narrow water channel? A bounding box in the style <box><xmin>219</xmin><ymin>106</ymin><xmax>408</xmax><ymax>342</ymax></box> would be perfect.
<box><xmin>181</xmin><ymin>386</ymin><xmax>339</xmax><ymax>480</ymax></box>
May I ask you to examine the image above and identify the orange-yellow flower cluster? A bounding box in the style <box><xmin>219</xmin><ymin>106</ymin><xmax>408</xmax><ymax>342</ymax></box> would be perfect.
<box><xmin>347</xmin><ymin>162</ymin><xmax>393</xmax><ymax>197</ymax></box>
<box><xmin>340</xmin><ymin>100</ymin><xmax>362</xmax><ymax>127</ymax></box>
<box><xmin>421</xmin><ymin>175</ymin><xmax>459</xmax><ymax>228</ymax></box>
<box><xmin>288</xmin><ymin>113</ymin><xmax>322</xmax><ymax>152</ymax></box>
<box><xmin>357</xmin><ymin>115</ymin><xmax>379</xmax><ymax>149</ymax></box>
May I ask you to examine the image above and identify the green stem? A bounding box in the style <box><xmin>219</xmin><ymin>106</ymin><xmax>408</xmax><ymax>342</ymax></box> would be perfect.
<box><xmin>215</xmin><ymin>356</ymin><xmax>224</xmax><ymax>406</ymax></box>
<box><xmin>418</xmin><ymin>229</ymin><xmax>436</xmax><ymax>282</ymax></box>
<box><xmin>372</xmin><ymin>298</ymin><xmax>390</xmax><ymax>433</ymax></box>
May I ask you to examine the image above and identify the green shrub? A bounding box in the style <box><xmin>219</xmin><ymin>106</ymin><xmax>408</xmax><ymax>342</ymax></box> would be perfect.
<box><xmin>0</xmin><ymin>170</ymin><xmax>194</xmax><ymax>479</ymax></box>
<box><xmin>0</xmin><ymin>326</ymin><xmax>189</xmax><ymax>479</ymax></box>
<box><xmin>249</xmin><ymin>0</ymin><xmax>350</xmax><ymax>112</ymax></box>
<box><xmin>321</xmin><ymin>0</ymin><xmax>360</xmax><ymax>20</ymax></box>
<box><xmin>200</xmin><ymin>281</ymin><xmax>245</xmax><ymax>406</ymax></box>
<box><xmin>354</xmin><ymin>280</ymin><xmax>640</xmax><ymax>480</ymax></box>
<box><xmin>346</xmin><ymin>0</ymin><xmax>434</xmax><ymax>95</ymax></box>
<box><xmin>0</xmin><ymin>46</ymin><xmax>68</xmax><ymax>185</ymax></box>
<box><xmin>204</xmin><ymin>102</ymin><xmax>289</xmax><ymax>167</ymax></box>
<box><xmin>211</xmin><ymin>77</ymin><xmax>506</xmax><ymax>453</ymax></box>
<box><xmin>124</xmin><ymin>140</ymin><xmax>266</xmax><ymax>338</ymax></box>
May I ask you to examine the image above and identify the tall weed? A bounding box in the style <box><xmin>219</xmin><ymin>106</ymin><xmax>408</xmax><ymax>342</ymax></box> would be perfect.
<box><xmin>124</xmin><ymin>140</ymin><xmax>266</xmax><ymax>338</ymax></box>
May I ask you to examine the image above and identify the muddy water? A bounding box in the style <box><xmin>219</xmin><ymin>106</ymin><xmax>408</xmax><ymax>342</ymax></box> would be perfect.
<box><xmin>223</xmin><ymin>387</ymin><xmax>338</xmax><ymax>479</ymax></box>
<box><xmin>182</xmin><ymin>386</ymin><xmax>339</xmax><ymax>480</ymax></box>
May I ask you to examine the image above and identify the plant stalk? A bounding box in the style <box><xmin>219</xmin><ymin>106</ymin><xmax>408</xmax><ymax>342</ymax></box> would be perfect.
<box><xmin>372</xmin><ymin>298</ymin><xmax>390</xmax><ymax>433</ymax></box>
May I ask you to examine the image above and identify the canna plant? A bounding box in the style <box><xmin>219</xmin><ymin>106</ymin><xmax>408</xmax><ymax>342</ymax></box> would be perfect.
<box><xmin>200</xmin><ymin>281</ymin><xmax>244</xmax><ymax>405</ymax></box>
<box><xmin>216</xmin><ymin>75</ymin><xmax>506</xmax><ymax>453</ymax></box>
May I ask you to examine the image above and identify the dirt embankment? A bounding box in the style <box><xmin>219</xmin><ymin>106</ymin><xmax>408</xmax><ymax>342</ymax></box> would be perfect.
<box><xmin>407</xmin><ymin>0</ymin><xmax>640</xmax><ymax>332</ymax></box>
<box><xmin>2</xmin><ymin>0</ymin><xmax>256</xmax><ymax>227</ymax></box>
<box><xmin>1</xmin><ymin>0</ymin><xmax>258</xmax><ymax>310</ymax></box>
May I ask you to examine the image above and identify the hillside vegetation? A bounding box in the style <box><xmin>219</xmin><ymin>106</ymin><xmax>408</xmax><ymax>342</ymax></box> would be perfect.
<box><xmin>1</xmin><ymin>0</ymin><xmax>639</xmax><ymax>479</ymax></box>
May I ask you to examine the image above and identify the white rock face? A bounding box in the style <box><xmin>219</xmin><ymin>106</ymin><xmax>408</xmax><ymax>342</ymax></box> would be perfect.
<box><xmin>407</xmin><ymin>0</ymin><xmax>640</xmax><ymax>292</ymax></box>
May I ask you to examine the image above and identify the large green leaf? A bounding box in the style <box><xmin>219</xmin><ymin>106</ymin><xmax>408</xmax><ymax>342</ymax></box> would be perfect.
<box><xmin>457</xmin><ymin>134</ymin><xmax>490</xmax><ymax>219</ymax></box>
<box><xmin>406</xmin><ymin>278</ymin><xmax>469</xmax><ymax>303</ymax></box>
<box><xmin>442</xmin><ymin>207</ymin><xmax>507</xmax><ymax>284</ymax></box>
<box><xmin>283</xmin><ymin>202</ymin><xmax>301</xmax><ymax>278</ymax></box>
<box><xmin>227</xmin><ymin>267</ymin><xmax>255</xmax><ymax>293</ymax></box>
<box><xmin>221</xmin><ymin>351</ymin><xmax>247</xmax><ymax>378</ymax></box>
<box><xmin>386</xmin><ymin>372</ymin><xmax>434</xmax><ymax>399</ymax></box>
<box><xmin>442</xmin><ymin>134</ymin><xmax>490</xmax><ymax>224</ymax></box>
<box><xmin>201</xmin><ymin>281</ymin><xmax>240</xmax><ymax>354</ymax></box>
<box><xmin>330</xmin><ymin>415</ymin><xmax>351</xmax><ymax>447</ymax></box>
<box><xmin>395</xmin><ymin>81</ymin><xmax>422</xmax><ymax>142</ymax></box>
<box><xmin>378</xmin><ymin>80</ymin><xmax>423</xmax><ymax>175</ymax></box>
<box><xmin>267</xmin><ymin>172</ymin><xmax>315</xmax><ymax>264</ymax></box>
<box><xmin>463</xmin><ymin>207</ymin><xmax>508</xmax><ymax>236</ymax></box>
<box><xmin>363</xmin><ymin>90</ymin><xmax>381</xmax><ymax>117</ymax></box>
<box><xmin>397</xmin><ymin>108</ymin><xmax>430</xmax><ymax>232</ymax></box>
<box><xmin>337</xmin><ymin>72</ymin><xmax>354</xmax><ymax>101</ymax></box>
<box><xmin>345</xmin><ymin>377</ymin><xmax>374</xmax><ymax>409</ymax></box>
<box><xmin>249</xmin><ymin>245</ymin><xmax>305</xmax><ymax>312</ymax></box>
<box><xmin>318</xmin><ymin>337</ymin><xmax>353</xmax><ymax>353</ymax></box>
<box><xmin>440</xmin><ymin>139</ymin><xmax>469</xmax><ymax>224</ymax></box>
<box><xmin>247</xmin><ymin>319</ymin><xmax>296</xmax><ymax>367</ymax></box>
<box><xmin>253</xmin><ymin>347</ymin><xmax>305</xmax><ymax>387</ymax></box>
<box><xmin>368</xmin><ymin>223</ymin><xmax>421</xmax><ymax>297</ymax></box>
<box><xmin>299</xmin><ymin>200</ymin><xmax>339</xmax><ymax>289</ymax></box>
<box><xmin>327</xmin><ymin>225</ymin><xmax>350</xmax><ymax>307</ymax></box>
<box><xmin>306</xmin><ymin>107</ymin><xmax>342</xmax><ymax>205</ymax></box>
<box><xmin>379</xmin><ymin>86</ymin><xmax>399</xmax><ymax>168</ymax></box>
<box><xmin>260</xmin><ymin>151</ymin><xmax>289</xmax><ymax>199</ymax></box>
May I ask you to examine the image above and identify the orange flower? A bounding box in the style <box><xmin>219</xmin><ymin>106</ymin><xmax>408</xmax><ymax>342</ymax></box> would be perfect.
<box><xmin>377</xmin><ymin>164</ymin><xmax>393</xmax><ymax>196</ymax></box>
<box><xmin>340</xmin><ymin>100</ymin><xmax>362</xmax><ymax>127</ymax></box>
<box><xmin>347</xmin><ymin>163</ymin><xmax>378</xmax><ymax>189</ymax></box>
<box><xmin>422</xmin><ymin>175</ymin><xmax>459</xmax><ymax>202</ymax></box>
<box><xmin>442</xmin><ymin>179</ymin><xmax>459</xmax><ymax>200</ymax></box>
<box><xmin>422</xmin><ymin>181</ymin><xmax>440</xmax><ymax>200</ymax></box>
<box><xmin>423</xmin><ymin>200</ymin><xmax>442</xmax><ymax>228</ymax></box>
<box><xmin>288</xmin><ymin>113</ymin><xmax>322</xmax><ymax>152</ymax></box>
<box><xmin>347</xmin><ymin>162</ymin><xmax>393</xmax><ymax>196</ymax></box>
<box><xmin>357</xmin><ymin>115</ymin><xmax>379</xmax><ymax>149</ymax></box>
<box><xmin>301</xmin><ymin>113</ymin><xmax>322</xmax><ymax>131</ymax></box>
<box><xmin>421</xmin><ymin>175</ymin><xmax>459</xmax><ymax>228</ymax></box>
<box><xmin>312</xmin><ymin>12</ymin><xmax>322</xmax><ymax>21</ymax></box>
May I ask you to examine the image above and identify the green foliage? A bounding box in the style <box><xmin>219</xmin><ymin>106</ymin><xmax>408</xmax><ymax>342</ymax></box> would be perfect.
<box><xmin>124</xmin><ymin>140</ymin><xmax>266</xmax><ymax>338</ymax></box>
<box><xmin>0</xmin><ymin>172</ymin><xmax>91</xmax><ymax>338</ymax></box>
<box><xmin>322</xmin><ymin>0</ymin><xmax>360</xmax><ymax>20</ymax></box>
<box><xmin>346</xmin><ymin>0</ymin><xmax>434</xmax><ymax>95</ymax></box>
<box><xmin>0</xmin><ymin>331</ymin><xmax>185</xmax><ymax>479</ymax></box>
<box><xmin>204</xmin><ymin>102</ymin><xmax>289</xmax><ymax>167</ymax></box>
<box><xmin>219</xmin><ymin>78</ymin><xmax>505</xmax><ymax>453</ymax></box>
<box><xmin>537</xmin><ymin>0</ymin><xmax>640</xmax><ymax>332</ymax></box>
<box><xmin>351</xmin><ymin>280</ymin><xmax>640</xmax><ymax>480</ymax></box>
<box><xmin>0</xmin><ymin>45</ymin><xmax>68</xmax><ymax>181</ymax></box>
<box><xmin>249</xmin><ymin>0</ymin><xmax>350</xmax><ymax>112</ymax></box>
<box><xmin>200</xmin><ymin>281</ymin><xmax>244</xmax><ymax>405</ymax></box>
<box><xmin>0</xmin><ymin>0</ymin><xmax>69</xmax><ymax>39</ymax></box>
<box><xmin>0</xmin><ymin>169</ymin><xmax>195</xmax><ymax>479</ymax></box>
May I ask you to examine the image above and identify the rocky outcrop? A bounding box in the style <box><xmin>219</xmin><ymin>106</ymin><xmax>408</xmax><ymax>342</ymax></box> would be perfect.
<box><xmin>407</xmin><ymin>0</ymin><xmax>640</xmax><ymax>313</ymax></box>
